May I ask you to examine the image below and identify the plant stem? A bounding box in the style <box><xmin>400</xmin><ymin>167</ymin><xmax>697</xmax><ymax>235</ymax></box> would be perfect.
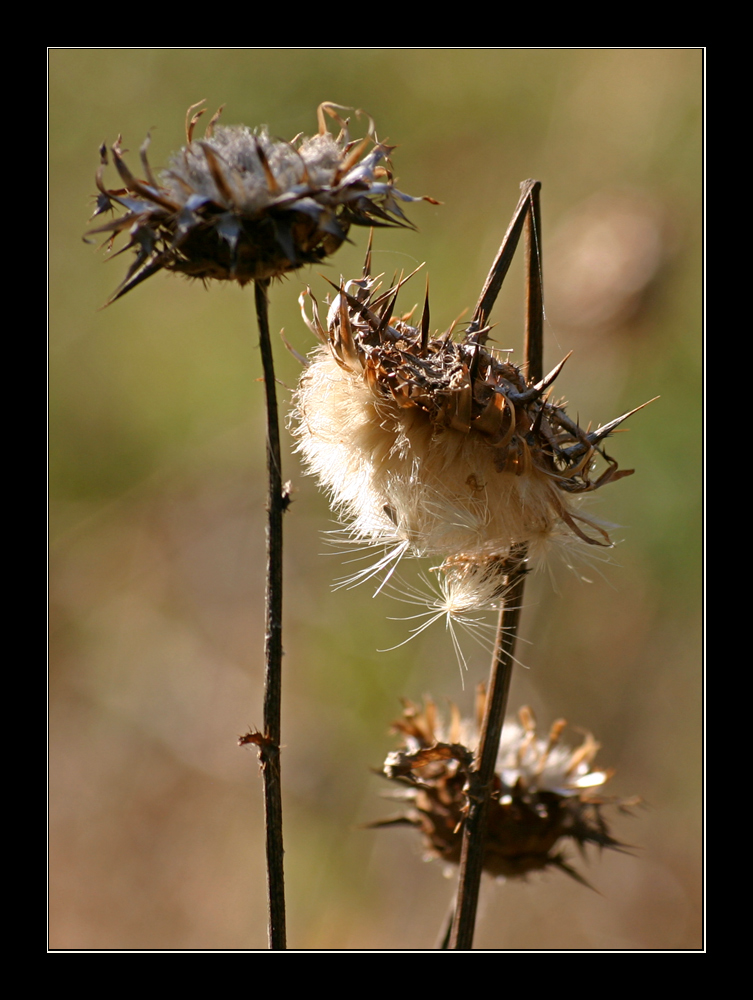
<box><xmin>469</xmin><ymin>179</ymin><xmax>541</xmax><ymax>339</ymax></box>
<box><xmin>448</xmin><ymin>558</ymin><xmax>527</xmax><ymax>949</ymax></box>
<box><xmin>254</xmin><ymin>278</ymin><xmax>287</xmax><ymax>950</ymax></box>
<box><xmin>523</xmin><ymin>181</ymin><xmax>543</xmax><ymax>384</ymax></box>
<box><xmin>448</xmin><ymin>181</ymin><xmax>543</xmax><ymax>950</ymax></box>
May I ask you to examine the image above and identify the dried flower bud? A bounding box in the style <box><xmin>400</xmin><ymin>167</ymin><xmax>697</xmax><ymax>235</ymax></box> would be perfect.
<box><xmin>371</xmin><ymin>696</ymin><xmax>635</xmax><ymax>883</ymax></box>
<box><xmin>293</xmin><ymin>265</ymin><xmax>649</xmax><ymax>615</ymax></box>
<box><xmin>87</xmin><ymin>102</ymin><xmax>436</xmax><ymax>302</ymax></box>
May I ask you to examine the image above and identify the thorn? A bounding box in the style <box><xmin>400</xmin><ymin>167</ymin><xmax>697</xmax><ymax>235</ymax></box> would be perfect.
<box><xmin>185</xmin><ymin>100</ymin><xmax>207</xmax><ymax>143</ymax></box>
<box><xmin>205</xmin><ymin>104</ymin><xmax>225</xmax><ymax>139</ymax></box>
<box><xmin>420</xmin><ymin>277</ymin><xmax>430</xmax><ymax>356</ymax></box>
<box><xmin>253</xmin><ymin>134</ymin><xmax>280</xmax><ymax>196</ymax></box>
<box><xmin>534</xmin><ymin>352</ymin><xmax>572</xmax><ymax>393</ymax></box>
<box><xmin>565</xmin><ymin>397</ymin><xmax>659</xmax><ymax>457</ymax></box>
<box><xmin>363</xmin><ymin>228</ymin><xmax>373</xmax><ymax>278</ymax></box>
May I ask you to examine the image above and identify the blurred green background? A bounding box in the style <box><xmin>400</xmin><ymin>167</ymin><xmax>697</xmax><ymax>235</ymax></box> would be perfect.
<box><xmin>50</xmin><ymin>49</ymin><xmax>702</xmax><ymax>950</ymax></box>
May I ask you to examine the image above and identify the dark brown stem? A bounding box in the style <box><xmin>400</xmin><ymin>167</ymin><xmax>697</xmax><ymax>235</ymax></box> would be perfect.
<box><xmin>524</xmin><ymin>182</ymin><xmax>543</xmax><ymax>384</ymax></box>
<box><xmin>448</xmin><ymin>559</ymin><xmax>527</xmax><ymax>950</ymax></box>
<box><xmin>469</xmin><ymin>179</ymin><xmax>541</xmax><ymax>339</ymax></box>
<box><xmin>255</xmin><ymin>278</ymin><xmax>287</xmax><ymax>950</ymax></box>
<box><xmin>448</xmin><ymin>180</ymin><xmax>544</xmax><ymax>950</ymax></box>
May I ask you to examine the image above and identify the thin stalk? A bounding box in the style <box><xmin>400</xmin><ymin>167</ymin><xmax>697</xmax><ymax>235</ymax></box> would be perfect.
<box><xmin>255</xmin><ymin>278</ymin><xmax>287</xmax><ymax>950</ymax></box>
<box><xmin>448</xmin><ymin>181</ymin><xmax>543</xmax><ymax>950</ymax></box>
<box><xmin>523</xmin><ymin>182</ymin><xmax>543</xmax><ymax>384</ymax></box>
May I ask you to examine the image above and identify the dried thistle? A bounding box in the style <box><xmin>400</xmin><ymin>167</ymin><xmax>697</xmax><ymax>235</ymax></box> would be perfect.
<box><xmin>372</xmin><ymin>696</ymin><xmax>635</xmax><ymax>884</ymax></box>
<box><xmin>293</xmin><ymin>263</ymin><xmax>650</xmax><ymax>617</ymax></box>
<box><xmin>87</xmin><ymin>102</ymin><xmax>437</xmax><ymax>302</ymax></box>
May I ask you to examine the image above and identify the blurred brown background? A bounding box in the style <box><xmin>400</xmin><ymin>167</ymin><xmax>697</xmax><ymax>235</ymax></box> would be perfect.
<box><xmin>49</xmin><ymin>49</ymin><xmax>702</xmax><ymax>950</ymax></box>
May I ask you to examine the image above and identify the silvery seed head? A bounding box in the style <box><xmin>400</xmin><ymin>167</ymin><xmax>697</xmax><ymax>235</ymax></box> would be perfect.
<box><xmin>87</xmin><ymin>102</ymin><xmax>437</xmax><ymax>302</ymax></box>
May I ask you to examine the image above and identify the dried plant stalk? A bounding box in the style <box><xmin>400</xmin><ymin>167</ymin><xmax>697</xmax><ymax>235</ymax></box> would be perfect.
<box><xmin>239</xmin><ymin>281</ymin><xmax>287</xmax><ymax>948</ymax></box>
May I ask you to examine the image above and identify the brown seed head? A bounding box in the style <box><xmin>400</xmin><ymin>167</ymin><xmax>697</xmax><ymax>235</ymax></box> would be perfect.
<box><xmin>371</xmin><ymin>696</ymin><xmax>635</xmax><ymax>883</ymax></box>
<box><xmin>87</xmin><ymin>102</ymin><xmax>437</xmax><ymax>302</ymax></box>
<box><xmin>294</xmin><ymin>266</ymin><xmax>648</xmax><ymax>610</ymax></box>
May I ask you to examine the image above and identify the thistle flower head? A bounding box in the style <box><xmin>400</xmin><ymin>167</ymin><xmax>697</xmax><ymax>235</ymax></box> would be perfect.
<box><xmin>87</xmin><ymin>102</ymin><xmax>436</xmax><ymax>302</ymax></box>
<box><xmin>293</xmin><ymin>265</ymin><xmax>647</xmax><ymax>613</ymax></box>
<box><xmin>372</xmin><ymin>696</ymin><xmax>634</xmax><ymax>883</ymax></box>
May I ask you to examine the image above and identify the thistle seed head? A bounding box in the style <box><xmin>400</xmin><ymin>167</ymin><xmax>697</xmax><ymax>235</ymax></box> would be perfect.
<box><xmin>293</xmin><ymin>266</ymin><xmax>645</xmax><ymax>610</ymax></box>
<box><xmin>87</xmin><ymin>102</ymin><xmax>437</xmax><ymax>302</ymax></box>
<box><xmin>372</xmin><ymin>696</ymin><xmax>634</xmax><ymax>883</ymax></box>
